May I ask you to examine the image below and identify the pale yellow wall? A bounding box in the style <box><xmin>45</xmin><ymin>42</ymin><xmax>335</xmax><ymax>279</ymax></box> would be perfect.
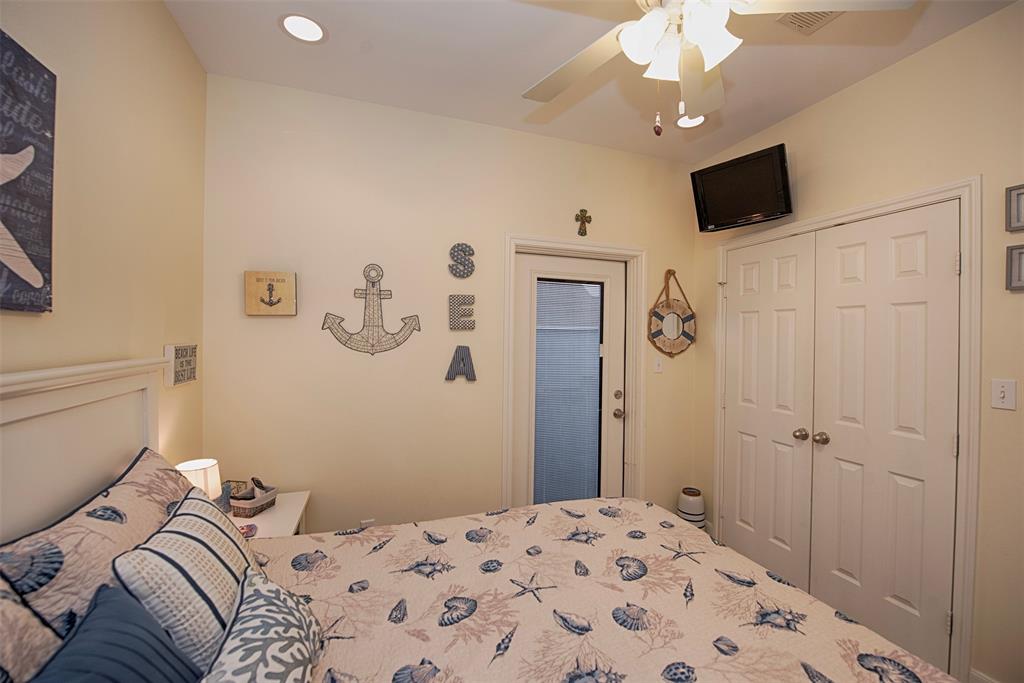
<box><xmin>202</xmin><ymin>75</ymin><xmax>697</xmax><ymax>533</ymax></box>
<box><xmin>686</xmin><ymin>4</ymin><xmax>1024</xmax><ymax>680</ymax></box>
<box><xmin>0</xmin><ymin>1</ymin><xmax>206</xmax><ymax>459</ymax></box>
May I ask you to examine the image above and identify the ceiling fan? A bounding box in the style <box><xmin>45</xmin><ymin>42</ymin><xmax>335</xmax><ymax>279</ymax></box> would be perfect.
<box><xmin>523</xmin><ymin>0</ymin><xmax>915</xmax><ymax>129</ymax></box>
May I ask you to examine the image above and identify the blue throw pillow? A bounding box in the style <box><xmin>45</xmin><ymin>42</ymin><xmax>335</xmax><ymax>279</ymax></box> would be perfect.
<box><xmin>32</xmin><ymin>584</ymin><xmax>200</xmax><ymax>683</ymax></box>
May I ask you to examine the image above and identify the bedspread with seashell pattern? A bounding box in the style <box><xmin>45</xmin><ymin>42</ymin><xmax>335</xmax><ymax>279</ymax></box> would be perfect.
<box><xmin>252</xmin><ymin>497</ymin><xmax>954</xmax><ymax>683</ymax></box>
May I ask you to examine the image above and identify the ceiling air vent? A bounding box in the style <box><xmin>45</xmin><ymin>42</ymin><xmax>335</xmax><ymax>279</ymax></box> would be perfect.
<box><xmin>777</xmin><ymin>11</ymin><xmax>842</xmax><ymax>35</ymax></box>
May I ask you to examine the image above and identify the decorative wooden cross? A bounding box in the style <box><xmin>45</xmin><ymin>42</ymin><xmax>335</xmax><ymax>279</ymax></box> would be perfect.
<box><xmin>575</xmin><ymin>209</ymin><xmax>592</xmax><ymax>237</ymax></box>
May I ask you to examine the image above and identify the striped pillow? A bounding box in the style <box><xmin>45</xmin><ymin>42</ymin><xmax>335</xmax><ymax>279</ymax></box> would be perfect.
<box><xmin>113</xmin><ymin>487</ymin><xmax>258</xmax><ymax>669</ymax></box>
<box><xmin>32</xmin><ymin>585</ymin><xmax>200</xmax><ymax>683</ymax></box>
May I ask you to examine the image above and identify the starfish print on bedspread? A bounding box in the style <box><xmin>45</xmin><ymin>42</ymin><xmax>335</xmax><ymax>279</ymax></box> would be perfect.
<box><xmin>509</xmin><ymin>573</ymin><xmax>557</xmax><ymax>603</ymax></box>
<box><xmin>660</xmin><ymin>541</ymin><xmax>706</xmax><ymax>564</ymax></box>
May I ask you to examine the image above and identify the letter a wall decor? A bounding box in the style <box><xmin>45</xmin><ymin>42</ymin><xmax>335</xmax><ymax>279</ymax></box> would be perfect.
<box><xmin>445</xmin><ymin>345</ymin><xmax>476</xmax><ymax>382</ymax></box>
<box><xmin>322</xmin><ymin>263</ymin><xmax>420</xmax><ymax>355</ymax></box>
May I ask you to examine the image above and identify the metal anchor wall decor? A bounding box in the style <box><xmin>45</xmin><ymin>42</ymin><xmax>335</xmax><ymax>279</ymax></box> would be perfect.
<box><xmin>260</xmin><ymin>282</ymin><xmax>282</xmax><ymax>307</ymax></box>
<box><xmin>322</xmin><ymin>263</ymin><xmax>421</xmax><ymax>355</ymax></box>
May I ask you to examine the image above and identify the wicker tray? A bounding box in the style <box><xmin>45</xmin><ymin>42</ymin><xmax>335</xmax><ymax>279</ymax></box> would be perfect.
<box><xmin>229</xmin><ymin>486</ymin><xmax>278</xmax><ymax>518</ymax></box>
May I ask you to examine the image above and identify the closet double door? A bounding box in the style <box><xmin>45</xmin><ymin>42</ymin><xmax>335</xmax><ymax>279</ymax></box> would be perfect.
<box><xmin>722</xmin><ymin>200</ymin><xmax>959</xmax><ymax>668</ymax></box>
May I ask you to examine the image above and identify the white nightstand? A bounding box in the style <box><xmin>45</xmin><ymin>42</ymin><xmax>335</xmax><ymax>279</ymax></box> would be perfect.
<box><xmin>229</xmin><ymin>491</ymin><xmax>310</xmax><ymax>539</ymax></box>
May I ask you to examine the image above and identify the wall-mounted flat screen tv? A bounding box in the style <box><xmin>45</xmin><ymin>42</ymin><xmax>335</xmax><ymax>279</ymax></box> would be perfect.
<box><xmin>691</xmin><ymin>144</ymin><xmax>792</xmax><ymax>233</ymax></box>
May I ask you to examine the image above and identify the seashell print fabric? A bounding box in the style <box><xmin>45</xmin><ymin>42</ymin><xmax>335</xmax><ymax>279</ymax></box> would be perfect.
<box><xmin>0</xmin><ymin>575</ymin><xmax>61</xmax><ymax>683</ymax></box>
<box><xmin>0</xmin><ymin>448</ymin><xmax>191</xmax><ymax>642</ymax></box>
<box><xmin>251</xmin><ymin>497</ymin><xmax>956</xmax><ymax>683</ymax></box>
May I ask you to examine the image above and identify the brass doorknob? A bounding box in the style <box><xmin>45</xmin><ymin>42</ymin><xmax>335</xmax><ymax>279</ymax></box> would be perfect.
<box><xmin>812</xmin><ymin>431</ymin><xmax>831</xmax><ymax>445</ymax></box>
<box><xmin>613</xmin><ymin>408</ymin><xmax>626</xmax><ymax>419</ymax></box>
<box><xmin>793</xmin><ymin>427</ymin><xmax>810</xmax><ymax>441</ymax></box>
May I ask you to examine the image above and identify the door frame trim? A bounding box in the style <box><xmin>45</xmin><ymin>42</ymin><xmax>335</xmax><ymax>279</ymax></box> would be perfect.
<box><xmin>502</xmin><ymin>235</ymin><xmax>648</xmax><ymax>507</ymax></box>
<box><xmin>712</xmin><ymin>177</ymin><xmax>981</xmax><ymax>680</ymax></box>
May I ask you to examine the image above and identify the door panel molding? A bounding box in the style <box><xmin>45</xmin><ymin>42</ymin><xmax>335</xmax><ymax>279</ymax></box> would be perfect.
<box><xmin>503</xmin><ymin>236</ymin><xmax>647</xmax><ymax>507</ymax></box>
<box><xmin>713</xmin><ymin>177</ymin><xmax>982</xmax><ymax>680</ymax></box>
<box><xmin>810</xmin><ymin>201</ymin><xmax>959</xmax><ymax>665</ymax></box>
<box><xmin>723</xmin><ymin>232</ymin><xmax>816</xmax><ymax>589</ymax></box>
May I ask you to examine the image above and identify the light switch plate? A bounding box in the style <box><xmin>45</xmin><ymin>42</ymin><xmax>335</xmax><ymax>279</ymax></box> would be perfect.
<box><xmin>654</xmin><ymin>357</ymin><xmax>664</xmax><ymax>374</ymax></box>
<box><xmin>991</xmin><ymin>379</ymin><xmax>1018</xmax><ymax>410</ymax></box>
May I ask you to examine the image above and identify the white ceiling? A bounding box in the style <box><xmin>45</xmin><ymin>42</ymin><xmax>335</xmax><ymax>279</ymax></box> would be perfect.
<box><xmin>166</xmin><ymin>0</ymin><xmax>1008</xmax><ymax>164</ymax></box>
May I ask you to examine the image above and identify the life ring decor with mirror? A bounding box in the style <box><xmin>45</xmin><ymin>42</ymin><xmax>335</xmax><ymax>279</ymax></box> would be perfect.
<box><xmin>648</xmin><ymin>269</ymin><xmax>695</xmax><ymax>357</ymax></box>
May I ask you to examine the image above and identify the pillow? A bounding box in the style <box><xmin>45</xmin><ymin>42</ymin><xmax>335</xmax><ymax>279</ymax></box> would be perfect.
<box><xmin>0</xmin><ymin>575</ymin><xmax>61</xmax><ymax>682</ymax></box>
<box><xmin>202</xmin><ymin>568</ymin><xmax>321</xmax><ymax>683</ymax></box>
<box><xmin>32</xmin><ymin>584</ymin><xmax>201</xmax><ymax>683</ymax></box>
<box><xmin>113</xmin><ymin>487</ymin><xmax>259</xmax><ymax>670</ymax></box>
<box><xmin>0</xmin><ymin>447</ymin><xmax>191</xmax><ymax>636</ymax></box>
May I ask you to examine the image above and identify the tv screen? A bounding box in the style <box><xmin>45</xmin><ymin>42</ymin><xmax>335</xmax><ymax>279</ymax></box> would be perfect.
<box><xmin>691</xmin><ymin>144</ymin><xmax>792</xmax><ymax>233</ymax></box>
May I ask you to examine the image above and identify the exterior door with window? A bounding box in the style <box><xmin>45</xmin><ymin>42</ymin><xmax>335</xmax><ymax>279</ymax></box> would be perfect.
<box><xmin>512</xmin><ymin>254</ymin><xmax>626</xmax><ymax>506</ymax></box>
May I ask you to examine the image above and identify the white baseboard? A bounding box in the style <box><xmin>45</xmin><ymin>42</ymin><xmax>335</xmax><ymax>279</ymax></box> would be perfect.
<box><xmin>970</xmin><ymin>668</ymin><xmax>1002</xmax><ymax>683</ymax></box>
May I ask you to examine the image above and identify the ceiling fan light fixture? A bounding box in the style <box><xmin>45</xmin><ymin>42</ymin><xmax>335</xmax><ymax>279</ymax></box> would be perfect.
<box><xmin>619</xmin><ymin>7</ymin><xmax>670</xmax><ymax>65</ymax></box>
<box><xmin>676</xmin><ymin>114</ymin><xmax>705</xmax><ymax>128</ymax></box>
<box><xmin>696</xmin><ymin>28</ymin><xmax>742</xmax><ymax>71</ymax></box>
<box><xmin>682</xmin><ymin>0</ymin><xmax>741</xmax><ymax>71</ymax></box>
<box><xmin>642</xmin><ymin>32</ymin><xmax>682</xmax><ymax>81</ymax></box>
<box><xmin>281</xmin><ymin>14</ymin><xmax>326</xmax><ymax>43</ymax></box>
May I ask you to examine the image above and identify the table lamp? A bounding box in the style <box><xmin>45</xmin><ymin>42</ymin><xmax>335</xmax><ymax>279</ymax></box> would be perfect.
<box><xmin>175</xmin><ymin>458</ymin><xmax>221</xmax><ymax>499</ymax></box>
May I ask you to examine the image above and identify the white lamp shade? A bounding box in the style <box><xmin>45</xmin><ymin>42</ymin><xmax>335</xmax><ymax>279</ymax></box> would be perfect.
<box><xmin>642</xmin><ymin>33</ymin><xmax>682</xmax><ymax>81</ymax></box>
<box><xmin>619</xmin><ymin>7</ymin><xmax>670</xmax><ymax>65</ymax></box>
<box><xmin>176</xmin><ymin>458</ymin><xmax>222</xmax><ymax>498</ymax></box>
<box><xmin>683</xmin><ymin>0</ymin><xmax>742</xmax><ymax>71</ymax></box>
<box><xmin>695</xmin><ymin>28</ymin><xmax>742</xmax><ymax>71</ymax></box>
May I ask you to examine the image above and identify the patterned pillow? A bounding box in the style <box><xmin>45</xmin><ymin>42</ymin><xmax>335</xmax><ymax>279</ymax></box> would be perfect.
<box><xmin>202</xmin><ymin>568</ymin><xmax>322</xmax><ymax>683</ymax></box>
<box><xmin>0</xmin><ymin>447</ymin><xmax>191</xmax><ymax>636</ymax></box>
<box><xmin>32</xmin><ymin>585</ymin><xmax>200</xmax><ymax>683</ymax></box>
<box><xmin>0</xmin><ymin>574</ymin><xmax>61</xmax><ymax>682</ymax></box>
<box><xmin>113</xmin><ymin>487</ymin><xmax>259</xmax><ymax>670</ymax></box>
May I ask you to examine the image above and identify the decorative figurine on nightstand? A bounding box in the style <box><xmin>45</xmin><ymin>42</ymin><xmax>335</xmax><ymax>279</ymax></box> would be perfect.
<box><xmin>237</xmin><ymin>523</ymin><xmax>258</xmax><ymax>539</ymax></box>
<box><xmin>213</xmin><ymin>482</ymin><xmax>233</xmax><ymax>514</ymax></box>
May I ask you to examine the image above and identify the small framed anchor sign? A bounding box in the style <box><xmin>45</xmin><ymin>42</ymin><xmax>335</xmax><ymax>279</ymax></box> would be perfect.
<box><xmin>244</xmin><ymin>271</ymin><xmax>297</xmax><ymax>316</ymax></box>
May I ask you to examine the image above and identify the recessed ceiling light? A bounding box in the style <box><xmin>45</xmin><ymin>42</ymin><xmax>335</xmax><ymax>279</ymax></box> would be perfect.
<box><xmin>281</xmin><ymin>15</ymin><xmax>325</xmax><ymax>43</ymax></box>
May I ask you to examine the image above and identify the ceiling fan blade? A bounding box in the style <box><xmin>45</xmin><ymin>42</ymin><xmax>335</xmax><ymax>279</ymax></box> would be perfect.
<box><xmin>731</xmin><ymin>0</ymin><xmax>915</xmax><ymax>14</ymax></box>
<box><xmin>522</xmin><ymin>23</ymin><xmax>629</xmax><ymax>102</ymax></box>
<box><xmin>679</xmin><ymin>48</ymin><xmax>725</xmax><ymax>117</ymax></box>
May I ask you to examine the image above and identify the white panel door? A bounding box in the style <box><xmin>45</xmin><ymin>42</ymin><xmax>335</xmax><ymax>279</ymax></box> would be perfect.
<box><xmin>810</xmin><ymin>200</ymin><xmax>959</xmax><ymax>668</ymax></box>
<box><xmin>723</xmin><ymin>233</ymin><xmax>815</xmax><ymax>589</ymax></box>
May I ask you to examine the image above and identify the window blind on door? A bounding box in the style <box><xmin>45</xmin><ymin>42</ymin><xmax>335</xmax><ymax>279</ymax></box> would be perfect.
<box><xmin>533</xmin><ymin>280</ymin><xmax>602</xmax><ymax>504</ymax></box>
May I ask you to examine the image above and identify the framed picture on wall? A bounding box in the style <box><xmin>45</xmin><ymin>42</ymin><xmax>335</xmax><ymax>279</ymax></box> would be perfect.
<box><xmin>1008</xmin><ymin>245</ymin><xmax>1024</xmax><ymax>292</ymax></box>
<box><xmin>1007</xmin><ymin>184</ymin><xmax>1024</xmax><ymax>232</ymax></box>
<box><xmin>244</xmin><ymin>271</ymin><xmax>298</xmax><ymax>315</ymax></box>
<box><xmin>0</xmin><ymin>30</ymin><xmax>56</xmax><ymax>312</ymax></box>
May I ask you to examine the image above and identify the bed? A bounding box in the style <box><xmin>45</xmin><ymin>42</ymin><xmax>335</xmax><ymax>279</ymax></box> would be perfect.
<box><xmin>252</xmin><ymin>497</ymin><xmax>952</xmax><ymax>683</ymax></box>
<box><xmin>0</xmin><ymin>360</ymin><xmax>954</xmax><ymax>683</ymax></box>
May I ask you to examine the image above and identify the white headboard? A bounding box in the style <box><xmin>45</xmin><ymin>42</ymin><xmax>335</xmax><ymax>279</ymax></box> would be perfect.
<box><xmin>0</xmin><ymin>358</ymin><xmax>168</xmax><ymax>543</ymax></box>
